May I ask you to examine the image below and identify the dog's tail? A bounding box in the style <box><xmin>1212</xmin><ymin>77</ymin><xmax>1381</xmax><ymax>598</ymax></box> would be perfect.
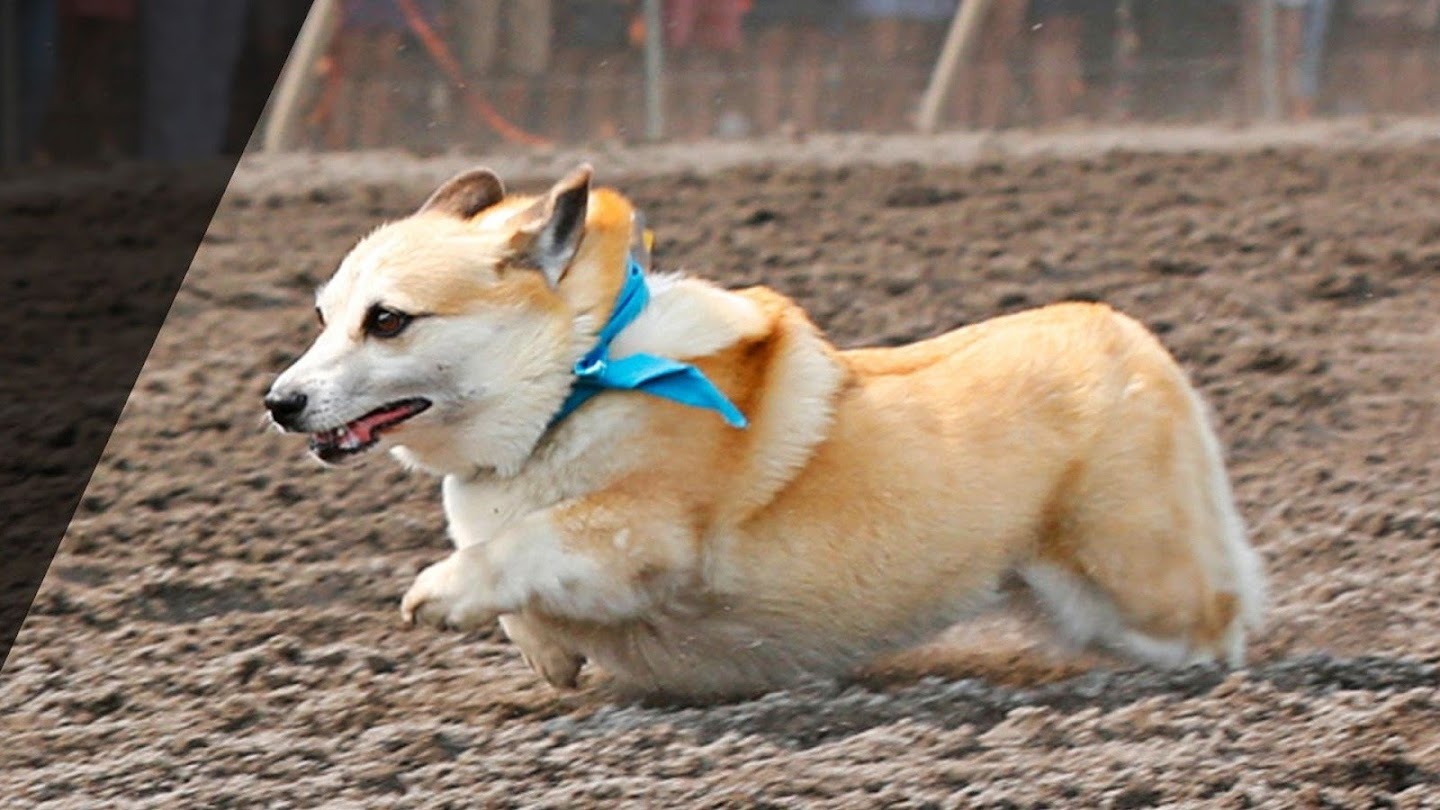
<box><xmin>1188</xmin><ymin>386</ymin><xmax>1268</xmax><ymax>638</ymax></box>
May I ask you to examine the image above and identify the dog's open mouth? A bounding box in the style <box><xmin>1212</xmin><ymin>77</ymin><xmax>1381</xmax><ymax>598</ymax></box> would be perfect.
<box><xmin>308</xmin><ymin>398</ymin><xmax>431</xmax><ymax>463</ymax></box>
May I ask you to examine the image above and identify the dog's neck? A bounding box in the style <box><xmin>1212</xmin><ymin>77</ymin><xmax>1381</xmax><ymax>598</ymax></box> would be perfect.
<box><xmin>545</xmin><ymin>257</ymin><xmax>749</xmax><ymax>433</ymax></box>
<box><xmin>411</xmin><ymin>273</ymin><xmax>768</xmax><ymax>486</ymax></box>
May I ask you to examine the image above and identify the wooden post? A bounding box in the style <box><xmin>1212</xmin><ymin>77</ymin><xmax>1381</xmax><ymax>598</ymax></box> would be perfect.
<box><xmin>642</xmin><ymin>0</ymin><xmax>666</xmax><ymax>141</ymax></box>
<box><xmin>916</xmin><ymin>0</ymin><xmax>994</xmax><ymax>134</ymax></box>
<box><xmin>260</xmin><ymin>0</ymin><xmax>339</xmax><ymax>153</ymax></box>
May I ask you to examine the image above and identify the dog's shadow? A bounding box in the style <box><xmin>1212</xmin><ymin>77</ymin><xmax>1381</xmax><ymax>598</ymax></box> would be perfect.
<box><xmin>528</xmin><ymin>615</ymin><xmax>1438</xmax><ymax>752</ymax></box>
<box><xmin>576</xmin><ymin>617</ymin><xmax>1111</xmax><ymax>709</ymax></box>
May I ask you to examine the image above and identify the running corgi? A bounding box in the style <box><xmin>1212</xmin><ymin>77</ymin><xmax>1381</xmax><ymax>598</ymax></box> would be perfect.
<box><xmin>265</xmin><ymin>165</ymin><xmax>1266</xmax><ymax>699</ymax></box>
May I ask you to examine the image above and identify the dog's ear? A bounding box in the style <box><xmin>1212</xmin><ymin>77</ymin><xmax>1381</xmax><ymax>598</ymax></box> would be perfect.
<box><xmin>418</xmin><ymin>168</ymin><xmax>505</xmax><ymax>219</ymax></box>
<box><xmin>511</xmin><ymin>164</ymin><xmax>592</xmax><ymax>287</ymax></box>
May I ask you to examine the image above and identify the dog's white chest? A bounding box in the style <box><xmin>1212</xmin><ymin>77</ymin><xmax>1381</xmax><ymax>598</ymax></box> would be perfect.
<box><xmin>441</xmin><ymin>475</ymin><xmax>536</xmax><ymax>549</ymax></box>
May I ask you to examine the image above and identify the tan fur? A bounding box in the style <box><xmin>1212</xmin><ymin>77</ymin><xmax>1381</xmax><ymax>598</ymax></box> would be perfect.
<box><xmin>274</xmin><ymin>166</ymin><xmax>1266</xmax><ymax>700</ymax></box>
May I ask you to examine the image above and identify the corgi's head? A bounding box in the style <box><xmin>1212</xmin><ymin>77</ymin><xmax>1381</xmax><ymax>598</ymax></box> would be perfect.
<box><xmin>265</xmin><ymin>164</ymin><xmax>638</xmax><ymax>476</ymax></box>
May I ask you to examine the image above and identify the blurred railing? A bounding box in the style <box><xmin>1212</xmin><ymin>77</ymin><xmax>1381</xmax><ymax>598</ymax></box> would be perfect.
<box><xmin>269</xmin><ymin>53</ymin><xmax>1440</xmax><ymax>155</ymax></box>
<box><xmin>260</xmin><ymin>0</ymin><xmax>1440</xmax><ymax>154</ymax></box>
<box><xmin>7</xmin><ymin>0</ymin><xmax>1440</xmax><ymax>165</ymax></box>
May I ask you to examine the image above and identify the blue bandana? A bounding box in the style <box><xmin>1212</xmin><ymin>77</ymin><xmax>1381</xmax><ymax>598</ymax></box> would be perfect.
<box><xmin>549</xmin><ymin>256</ymin><xmax>749</xmax><ymax>430</ymax></box>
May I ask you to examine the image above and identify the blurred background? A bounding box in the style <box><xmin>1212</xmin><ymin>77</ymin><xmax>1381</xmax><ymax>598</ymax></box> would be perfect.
<box><xmin>2</xmin><ymin>0</ymin><xmax>1440</xmax><ymax>164</ymax></box>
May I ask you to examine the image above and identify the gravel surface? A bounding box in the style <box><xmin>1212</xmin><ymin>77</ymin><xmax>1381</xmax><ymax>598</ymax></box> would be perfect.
<box><xmin>4</xmin><ymin>128</ymin><xmax>1440</xmax><ymax>808</ymax></box>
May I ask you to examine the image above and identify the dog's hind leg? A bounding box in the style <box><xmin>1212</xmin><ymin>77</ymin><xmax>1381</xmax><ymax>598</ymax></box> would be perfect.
<box><xmin>500</xmin><ymin>614</ymin><xmax>584</xmax><ymax>689</ymax></box>
<box><xmin>1026</xmin><ymin>380</ymin><xmax>1265</xmax><ymax>669</ymax></box>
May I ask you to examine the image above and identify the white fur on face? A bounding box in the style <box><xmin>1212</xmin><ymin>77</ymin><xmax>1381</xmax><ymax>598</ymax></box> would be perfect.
<box><xmin>384</xmin><ymin>306</ymin><xmax>577</xmax><ymax>477</ymax></box>
<box><xmin>271</xmin><ymin>216</ymin><xmax>578</xmax><ymax>476</ymax></box>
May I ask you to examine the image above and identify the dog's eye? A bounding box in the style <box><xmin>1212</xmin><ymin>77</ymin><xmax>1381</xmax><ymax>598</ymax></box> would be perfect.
<box><xmin>364</xmin><ymin>305</ymin><xmax>412</xmax><ymax>339</ymax></box>
<box><xmin>315</xmin><ymin>307</ymin><xmax>325</xmax><ymax>328</ymax></box>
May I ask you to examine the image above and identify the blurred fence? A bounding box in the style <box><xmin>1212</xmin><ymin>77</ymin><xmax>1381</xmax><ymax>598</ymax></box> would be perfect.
<box><xmin>260</xmin><ymin>0</ymin><xmax>1440</xmax><ymax>153</ymax></box>
<box><xmin>6</xmin><ymin>0</ymin><xmax>1440</xmax><ymax>165</ymax></box>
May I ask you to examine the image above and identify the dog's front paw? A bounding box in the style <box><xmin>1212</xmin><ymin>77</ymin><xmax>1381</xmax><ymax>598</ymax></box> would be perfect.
<box><xmin>401</xmin><ymin>553</ymin><xmax>497</xmax><ymax>631</ymax></box>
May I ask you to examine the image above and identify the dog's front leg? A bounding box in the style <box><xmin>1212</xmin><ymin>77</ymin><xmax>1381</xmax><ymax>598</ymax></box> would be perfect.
<box><xmin>401</xmin><ymin>499</ymin><xmax>690</xmax><ymax>631</ymax></box>
<box><xmin>400</xmin><ymin>543</ymin><xmax>503</xmax><ymax>631</ymax></box>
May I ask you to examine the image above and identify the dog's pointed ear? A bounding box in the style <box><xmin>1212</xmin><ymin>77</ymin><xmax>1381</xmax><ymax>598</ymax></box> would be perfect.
<box><xmin>512</xmin><ymin>164</ymin><xmax>592</xmax><ymax>287</ymax></box>
<box><xmin>418</xmin><ymin>168</ymin><xmax>505</xmax><ymax>219</ymax></box>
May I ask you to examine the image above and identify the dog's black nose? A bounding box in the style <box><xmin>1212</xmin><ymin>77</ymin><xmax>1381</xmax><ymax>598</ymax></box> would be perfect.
<box><xmin>264</xmin><ymin>391</ymin><xmax>308</xmax><ymax>428</ymax></box>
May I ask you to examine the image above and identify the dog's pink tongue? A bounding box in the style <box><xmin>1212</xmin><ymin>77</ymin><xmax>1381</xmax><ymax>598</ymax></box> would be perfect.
<box><xmin>348</xmin><ymin>403</ymin><xmax>408</xmax><ymax>444</ymax></box>
<box><xmin>346</xmin><ymin>422</ymin><xmax>374</xmax><ymax>447</ymax></box>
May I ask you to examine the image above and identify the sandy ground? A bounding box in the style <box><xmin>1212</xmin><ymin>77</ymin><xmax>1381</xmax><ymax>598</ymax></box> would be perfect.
<box><xmin>4</xmin><ymin>125</ymin><xmax>1440</xmax><ymax>807</ymax></box>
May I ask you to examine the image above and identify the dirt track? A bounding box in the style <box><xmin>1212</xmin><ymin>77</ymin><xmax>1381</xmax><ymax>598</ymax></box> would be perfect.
<box><xmin>4</xmin><ymin>132</ymin><xmax>1440</xmax><ymax>807</ymax></box>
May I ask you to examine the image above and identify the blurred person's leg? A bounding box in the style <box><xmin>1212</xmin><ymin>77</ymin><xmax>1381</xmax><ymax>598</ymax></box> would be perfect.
<box><xmin>747</xmin><ymin>4</ymin><xmax>791</xmax><ymax>135</ymax></box>
<box><xmin>812</xmin><ymin>13</ymin><xmax>851</xmax><ymax>130</ymax></box>
<box><xmin>251</xmin><ymin>0</ymin><xmax>310</xmax><ymax>65</ymax></box>
<box><xmin>1237</xmin><ymin>0</ymin><xmax>1262</xmax><ymax>121</ymax></box>
<box><xmin>59</xmin><ymin>2</ymin><xmax>136</xmax><ymax>159</ymax></box>
<box><xmin>1408</xmin><ymin>4</ymin><xmax>1440</xmax><ymax>113</ymax></box>
<box><xmin>335</xmin><ymin>0</ymin><xmax>419</xmax><ymax>150</ymax></box>
<box><xmin>1396</xmin><ymin>27</ymin><xmax>1431</xmax><ymax>114</ymax></box>
<box><xmin>680</xmin><ymin>46</ymin><xmax>718</xmax><ymax>139</ymax></box>
<box><xmin>195</xmin><ymin>1</ymin><xmax>250</xmax><ymax>148</ymax></box>
<box><xmin>355</xmin><ymin>29</ymin><xmax>403</xmax><ymax>149</ymax></box>
<box><xmin>868</xmin><ymin>14</ymin><xmax>905</xmax><ymax>130</ymax></box>
<box><xmin>1347</xmin><ymin>2</ymin><xmax>1415</xmax><ymax>115</ymax></box>
<box><xmin>1354</xmin><ymin>35</ymin><xmax>1387</xmax><ymax>114</ymax></box>
<box><xmin>700</xmin><ymin>0</ymin><xmax>748</xmax><ymax>138</ymax></box>
<box><xmin>662</xmin><ymin>0</ymin><xmax>704</xmax><ymax>137</ymax></box>
<box><xmin>585</xmin><ymin>47</ymin><xmax>628</xmax><ymax>141</ymax></box>
<box><xmin>323</xmin><ymin>28</ymin><xmax>359</xmax><ymax>150</ymax></box>
<box><xmin>890</xmin><ymin>3</ymin><xmax>954</xmax><ymax>130</ymax></box>
<box><xmin>1275</xmin><ymin>2</ymin><xmax>1304</xmax><ymax>119</ymax></box>
<box><xmin>1293</xmin><ymin>0</ymin><xmax>1332</xmax><ymax>119</ymax></box>
<box><xmin>1108</xmin><ymin>0</ymin><xmax>1140</xmax><ymax>121</ymax></box>
<box><xmin>1237</xmin><ymin>0</ymin><xmax>1315</xmax><ymax>121</ymax></box>
<box><xmin>549</xmin><ymin>6</ymin><xmax>584</xmax><ymax>143</ymax></box>
<box><xmin>850</xmin><ymin>0</ymin><xmax>953</xmax><ymax>132</ymax></box>
<box><xmin>1378</xmin><ymin>16</ymin><xmax>1432</xmax><ymax>113</ymax></box>
<box><xmin>140</xmin><ymin>0</ymin><xmax>250</xmax><ymax>161</ymax></box>
<box><xmin>455</xmin><ymin>0</ymin><xmax>502</xmax><ymax>75</ymax></box>
<box><xmin>551</xmin><ymin>0</ymin><xmax>632</xmax><ymax>142</ymax></box>
<box><xmin>897</xmin><ymin>18</ymin><xmax>940</xmax><ymax>127</ymax></box>
<box><xmin>664</xmin><ymin>0</ymin><xmax>744</xmax><ymax>139</ymax></box>
<box><xmin>946</xmin><ymin>4</ymin><xmax>978</xmax><ymax>127</ymax></box>
<box><xmin>504</xmin><ymin>0</ymin><xmax>552</xmax><ymax>130</ymax></box>
<box><xmin>618</xmin><ymin>12</ymin><xmax>647</xmax><ymax>136</ymax></box>
<box><xmin>1031</xmin><ymin>0</ymin><xmax>1086</xmax><ymax>126</ymax></box>
<box><xmin>454</xmin><ymin>0</ymin><xmax>501</xmax><ymax>142</ymax></box>
<box><xmin>228</xmin><ymin>0</ymin><xmax>308</xmax><ymax>151</ymax></box>
<box><xmin>791</xmin><ymin>24</ymin><xmax>828</xmax><ymax>134</ymax></box>
<box><xmin>547</xmin><ymin>50</ymin><xmax>584</xmax><ymax>142</ymax></box>
<box><xmin>974</xmin><ymin>0</ymin><xmax>1026</xmax><ymax>129</ymax></box>
<box><xmin>1321</xmin><ymin>6</ymin><xmax>1364</xmax><ymax>115</ymax></box>
<box><xmin>748</xmin><ymin>1</ymin><xmax>830</xmax><ymax>137</ymax></box>
<box><xmin>847</xmin><ymin>0</ymin><xmax>901</xmax><ymax>131</ymax></box>
<box><xmin>19</xmin><ymin>0</ymin><xmax>59</xmax><ymax>162</ymax></box>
